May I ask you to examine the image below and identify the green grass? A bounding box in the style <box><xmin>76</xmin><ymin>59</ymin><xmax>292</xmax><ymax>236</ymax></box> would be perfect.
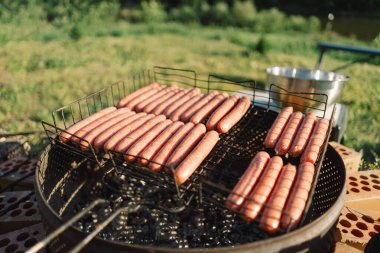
<box><xmin>0</xmin><ymin>20</ymin><xmax>379</xmax><ymax>164</ymax></box>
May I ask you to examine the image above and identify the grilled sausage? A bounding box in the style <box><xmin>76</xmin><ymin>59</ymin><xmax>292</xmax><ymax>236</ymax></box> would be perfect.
<box><xmin>288</xmin><ymin>112</ymin><xmax>317</xmax><ymax>157</ymax></box>
<box><xmin>241</xmin><ymin>156</ymin><xmax>283</xmax><ymax>221</ymax></box>
<box><xmin>300</xmin><ymin>118</ymin><xmax>329</xmax><ymax>164</ymax></box>
<box><xmin>124</xmin><ymin>120</ymin><xmax>172</xmax><ymax>162</ymax></box>
<box><xmin>149</xmin><ymin>122</ymin><xmax>194</xmax><ymax>172</ymax></box>
<box><xmin>59</xmin><ymin>107</ymin><xmax>116</xmax><ymax>143</ymax></box>
<box><xmin>165</xmin><ymin>123</ymin><xmax>207</xmax><ymax>169</ymax></box>
<box><xmin>190</xmin><ymin>93</ymin><xmax>228</xmax><ymax>124</ymax></box>
<box><xmin>124</xmin><ymin>86</ymin><xmax>162</xmax><ymax>111</ymax></box>
<box><xmin>135</xmin><ymin>85</ymin><xmax>176</xmax><ymax>112</ymax></box>
<box><xmin>71</xmin><ymin>108</ymin><xmax>131</xmax><ymax>143</ymax></box>
<box><xmin>175</xmin><ymin>131</ymin><xmax>220</xmax><ymax>185</ymax></box>
<box><xmin>139</xmin><ymin>121</ymin><xmax>184</xmax><ymax>166</ymax></box>
<box><xmin>152</xmin><ymin>89</ymin><xmax>190</xmax><ymax>116</ymax></box>
<box><xmin>169</xmin><ymin>94</ymin><xmax>203</xmax><ymax>122</ymax></box>
<box><xmin>259</xmin><ymin>164</ymin><xmax>296</xmax><ymax>233</ymax></box>
<box><xmin>114</xmin><ymin>115</ymin><xmax>167</xmax><ymax>153</ymax></box>
<box><xmin>206</xmin><ymin>95</ymin><xmax>239</xmax><ymax>130</ymax></box>
<box><xmin>93</xmin><ymin>112</ymin><xmax>146</xmax><ymax>150</ymax></box>
<box><xmin>264</xmin><ymin>107</ymin><xmax>293</xmax><ymax>148</ymax></box>
<box><xmin>281</xmin><ymin>162</ymin><xmax>315</xmax><ymax>230</ymax></box>
<box><xmin>103</xmin><ymin>114</ymin><xmax>155</xmax><ymax>151</ymax></box>
<box><xmin>226</xmin><ymin>151</ymin><xmax>270</xmax><ymax>212</ymax></box>
<box><xmin>162</xmin><ymin>88</ymin><xmax>201</xmax><ymax>117</ymax></box>
<box><xmin>79</xmin><ymin>110</ymin><xmax>135</xmax><ymax>151</ymax></box>
<box><xmin>274</xmin><ymin>111</ymin><xmax>304</xmax><ymax>155</ymax></box>
<box><xmin>180</xmin><ymin>91</ymin><xmax>219</xmax><ymax>122</ymax></box>
<box><xmin>143</xmin><ymin>89</ymin><xmax>180</xmax><ymax>114</ymax></box>
<box><xmin>118</xmin><ymin>83</ymin><xmax>160</xmax><ymax>108</ymax></box>
<box><xmin>217</xmin><ymin>96</ymin><xmax>251</xmax><ymax>133</ymax></box>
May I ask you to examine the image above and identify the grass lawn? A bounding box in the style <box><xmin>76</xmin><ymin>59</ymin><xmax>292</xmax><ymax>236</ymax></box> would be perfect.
<box><xmin>0</xmin><ymin>21</ymin><xmax>379</xmax><ymax>165</ymax></box>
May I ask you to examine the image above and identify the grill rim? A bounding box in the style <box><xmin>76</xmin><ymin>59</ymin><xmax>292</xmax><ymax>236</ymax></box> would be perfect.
<box><xmin>35</xmin><ymin>144</ymin><xmax>346</xmax><ymax>252</ymax></box>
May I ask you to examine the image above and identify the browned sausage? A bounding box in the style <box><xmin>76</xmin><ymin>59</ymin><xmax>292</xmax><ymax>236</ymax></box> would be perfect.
<box><xmin>124</xmin><ymin>120</ymin><xmax>172</xmax><ymax>162</ymax></box>
<box><xmin>103</xmin><ymin>114</ymin><xmax>155</xmax><ymax>151</ymax></box>
<box><xmin>288</xmin><ymin>112</ymin><xmax>317</xmax><ymax>157</ymax></box>
<box><xmin>59</xmin><ymin>107</ymin><xmax>116</xmax><ymax>143</ymax></box>
<box><xmin>240</xmin><ymin>156</ymin><xmax>283</xmax><ymax>221</ymax></box>
<box><xmin>169</xmin><ymin>94</ymin><xmax>204</xmax><ymax>122</ymax></box>
<box><xmin>117</xmin><ymin>83</ymin><xmax>160</xmax><ymax>108</ymax></box>
<box><xmin>114</xmin><ymin>115</ymin><xmax>167</xmax><ymax>153</ymax></box>
<box><xmin>274</xmin><ymin>111</ymin><xmax>304</xmax><ymax>155</ymax></box>
<box><xmin>264</xmin><ymin>107</ymin><xmax>293</xmax><ymax>148</ymax></box>
<box><xmin>217</xmin><ymin>96</ymin><xmax>251</xmax><ymax>133</ymax></box>
<box><xmin>162</xmin><ymin>88</ymin><xmax>201</xmax><ymax>117</ymax></box>
<box><xmin>300</xmin><ymin>118</ymin><xmax>329</xmax><ymax>164</ymax></box>
<box><xmin>79</xmin><ymin>110</ymin><xmax>135</xmax><ymax>151</ymax></box>
<box><xmin>134</xmin><ymin>85</ymin><xmax>178</xmax><ymax>112</ymax></box>
<box><xmin>71</xmin><ymin>108</ymin><xmax>131</xmax><ymax>143</ymax></box>
<box><xmin>281</xmin><ymin>162</ymin><xmax>315</xmax><ymax>230</ymax></box>
<box><xmin>259</xmin><ymin>164</ymin><xmax>296</xmax><ymax>233</ymax></box>
<box><xmin>180</xmin><ymin>91</ymin><xmax>219</xmax><ymax>122</ymax></box>
<box><xmin>143</xmin><ymin>89</ymin><xmax>180</xmax><ymax>114</ymax></box>
<box><xmin>165</xmin><ymin>123</ymin><xmax>207</xmax><ymax>169</ymax></box>
<box><xmin>190</xmin><ymin>93</ymin><xmax>228</xmax><ymax>124</ymax></box>
<box><xmin>226</xmin><ymin>151</ymin><xmax>270</xmax><ymax>212</ymax></box>
<box><xmin>175</xmin><ymin>131</ymin><xmax>220</xmax><ymax>185</ymax></box>
<box><xmin>206</xmin><ymin>95</ymin><xmax>239</xmax><ymax>131</ymax></box>
<box><xmin>149</xmin><ymin>122</ymin><xmax>194</xmax><ymax>172</ymax></box>
<box><xmin>93</xmin><ymin>112</ymin><xmax>146</xmax><ymax>150</ymax></box>
<box><xmin>138</xmin><ymin>121</ymin><xmax>184</xmax><ymax>166</ymax></box>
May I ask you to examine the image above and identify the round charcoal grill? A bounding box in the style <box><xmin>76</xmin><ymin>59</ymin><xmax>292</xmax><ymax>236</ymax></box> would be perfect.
<box><xmin>34</xmin><ymin>67</ymin><xmax>345</xmax><ymax>253</ymax></box>
<box><xmin>35</xmin><ymin>113</ymin><xmax>345</xmax><ymax>253</ymax></box>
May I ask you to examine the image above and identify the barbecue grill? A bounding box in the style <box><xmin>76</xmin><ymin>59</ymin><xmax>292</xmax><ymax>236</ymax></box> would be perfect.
<box><xmin>32</xmin><ymin>67</ymin><xmax>345</xmax><ymax>253</ymax></box>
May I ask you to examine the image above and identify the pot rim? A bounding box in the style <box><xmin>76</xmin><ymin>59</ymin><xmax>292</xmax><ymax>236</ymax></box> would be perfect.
<box><xmin>266</xmin><ymin>66</ymin><xmax>349</xmax><ymax>82</ymax></box>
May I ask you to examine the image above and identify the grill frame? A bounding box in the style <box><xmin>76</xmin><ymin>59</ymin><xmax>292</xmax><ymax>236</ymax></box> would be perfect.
<box><xmin>34</xmin><ymin>67</ymin><xmax>344</xmax><ymax>252</ymax></box>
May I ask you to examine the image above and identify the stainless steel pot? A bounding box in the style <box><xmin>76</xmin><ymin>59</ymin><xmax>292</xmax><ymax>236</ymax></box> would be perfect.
<box><xmin>266</xmin><ymin>67</ymin><xmax>349</xmax><ymax>112</ymax></box>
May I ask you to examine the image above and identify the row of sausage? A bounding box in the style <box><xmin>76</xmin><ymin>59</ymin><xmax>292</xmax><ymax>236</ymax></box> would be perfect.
<box><xmin>59</xmin><ymin>107</ymin><xmax>220</xmax><ymax>184</ymax></box>
<box><xmin>117</xmin><ymin>83</ymin><xmax>251</xmax><ymax>133</ymax></box>
<box><xmin>264</xmin><ymin>106</ymin><xmax>329</xmax><ymax>165</ymax></box>
<box><xmin>226</xmin><ymin>152</ymin><xmax>315</xmax><ymax>233</ymax></box>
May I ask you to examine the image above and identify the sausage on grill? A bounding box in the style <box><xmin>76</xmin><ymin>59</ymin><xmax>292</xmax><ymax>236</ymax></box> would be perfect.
<box><xmin>281</xmin><ymin>162</ymin><xmax>315</xmax><ymax>230</ymax></box>
<box><xmin>180</xmin><ymin>92</ymin><xmax>219</xmax><ymax>122</ymax></box>
<box><xmin>143</xmin><ymin>89</ymin><xmax>180</xmax><ymax>114</ymax></box>
<box><xmin>175</xmin><ymin>130</ymin><xmax>219</xmax><ymax>185</ymax></box>
<box><xmin>118</xmin><ymin>83</ymin><xmax>159</xmax><ymax>108</ymax></box>
<box><xmin>274</xmin><ymin>111</ymin><xmax>304</xmax><ymax>155</ymax></box>
<box><xmin>59</xmin><ymin>107</ymin><xmax>116</xmax><ymax>143</ymax></box>
<box><xmin>162</xmin><ymin>88</ymin><xmax>201</xmax><ymax>117</ymax></box>
<box><xmin>124</xmin><ymin>120</ymin><xmax>172</xmax><ymax>162</ymax></box>
<box><xmin>206</xmin><ymin>95</ymin><xmax>239</xmax><ymax>131</ymax></box>
<box><xmin>264</xmin><ymin>107</ymin><xmax>293</xmax><ymax>148</ymax></box>
<box><xmin>80</xmin><ymin>110</ymin><xmax>135</xmax><ymax>151</ymax></box>
<box><xmin>241</xmin><ymin>156</ymin><xmax>283</xmax><ymax>221</ymax></box>
<box><xmin>217</xmin><ymin>96</ymin><xmax>251</xmax><ymax>133</ymax></box>
<box><xmin>152</xmin><ymin>89</ymin><xmax>189</xmax><ymax>116</ymax></box>
<box><xmin>93</xmin><ymin>112</ymin><xmax>146</xmax><ymax>150</ymax></box>
<box><xmin>170</xmin><ymin>94</ymin><xmax>203</xmax><ymax>122</ymax></box>
<box><xmin>139</xmin><ymin>121</ymin><xmax>184</xmax><ymax>166</ymax></box>
<box><xmin>288</xmin><ymin>112</ymin><xmax>317</xmax><ymax>157</ymax></box>
<box><xmin>149</xmin><ymin>122</ymin><xmax>194</xmax><ymax>172</ymax></box>
<box><xmin>124</xmin><ymin>86</ymin><xmax>162</xmax><ymax>111</ymax></box>
<box><xmin>226</xmin><ymin>151</ymin><xmax>270</xmax><ymax>212</ymax></box>
<box><xmin>103</xmin><ymin>114</ymin><xmax>155</xmax><ymax>151</ymax></box>
<box><xmin>135</xmin><ymin>85</ymin><xmax>177</xmax><ymax>112</ymax></box>
<box><xmin>190</xmin><ymin>93</ymin><xmax>228</xmax><ymax>124</ymax></box>
<box><xmin>300</xmin><ymin>118</ymin><xmax>329</xmax><ymax>164</ymax></box>
<box><xmin>165</xmin><ymin>123</ymin><xmax>207</xmax><ymax>169</ymax></box>
<box><xmin>114</xmin><ymin>115</ymin><xmax>167</xmax><ymax>153</ymax></box>
<box><xmin>71</xmin><ymin>108</ymin><xmax>131</xmax><ymax>143</ymax></box>
<box><xmin>259</xmin><ymin>164</ymin><xmax>296</xmax><ymax>233</ymax></box>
